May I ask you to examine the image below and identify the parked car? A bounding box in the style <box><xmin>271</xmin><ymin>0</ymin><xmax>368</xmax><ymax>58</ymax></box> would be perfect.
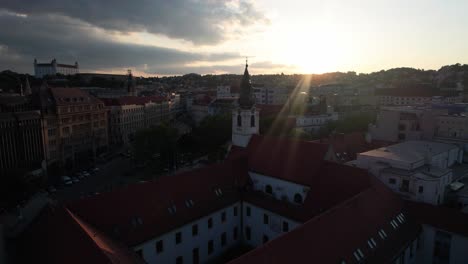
<box><xmin>71</xmin><ymin>177</ymin><xmax>80</xmax><ymax>184</ymax></box>
<box><xmin>92</xmin><ymin>167</ymin><xmax>100</xmax><ymax>172</ymax></box>
<box><xmin>61</xmin><ymin>176</ymin><xmax>73</xmax><ymax>186</ymax></box>
<box><xmin>47</xmin><ymin>186</ymin><xmax>57</xmax><ymax>194</ymax></box>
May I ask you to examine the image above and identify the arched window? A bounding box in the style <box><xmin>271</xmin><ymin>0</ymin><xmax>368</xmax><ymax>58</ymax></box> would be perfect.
<box><xmin>237</xmin><ymin>114</ymin><xmax>242</xmax><ymax>127</ymax></box>
<box><xmin>294</xmin><ymin>193</ymin><xmax>303</xmax><ymax>204</ymax></box>
<box><xmin>265</xmin><ymin>185</ymin><xmax>273</xmax><ymax>195</ymax></box>
<box><xmin>250</xmin><ymin>115</ymin><xmax>255</xmax><ymax>127</ymax></box>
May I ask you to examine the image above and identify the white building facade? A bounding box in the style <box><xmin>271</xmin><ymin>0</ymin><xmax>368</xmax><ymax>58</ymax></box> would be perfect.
<box><xmin>352</xmin><ymin>141</ymin><xmax>463</xmax><ymax>205</ymax></box>
<box><xmin>295</xmin><ymin>113</ymin><xmax>339</xmax><ymax>133</ymax></box>
<box><xmin>254</xmin><ymin>86</ymin><xmax>291</xmax><ymax>105</ymax></box>
<box><xmin>34</xmin><ymin>59</ymin><xmax>79</xmax><ymax>78</ymax></box>
<box><xmin>133</xmin><ymin>203</ymin><xmax>242</xmax><ymax>264</ymax></box>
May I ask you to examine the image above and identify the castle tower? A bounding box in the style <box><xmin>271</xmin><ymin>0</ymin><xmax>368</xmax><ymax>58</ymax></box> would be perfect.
<box><xmin>232</xmin><ymin>60</ymin><xmax>259</xmax><ymax>147</ymax></box>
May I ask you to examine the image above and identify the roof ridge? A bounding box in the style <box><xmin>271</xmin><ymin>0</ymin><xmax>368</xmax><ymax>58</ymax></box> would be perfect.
<box><xmin>65</xmin><ymin>208</ymin><xmax>114</xmax><ymax>264</ymax></box>
<box><xmin>304</xmin><ymin>184</ymin><xmax>379</xmax><ymax>224</ymax></box>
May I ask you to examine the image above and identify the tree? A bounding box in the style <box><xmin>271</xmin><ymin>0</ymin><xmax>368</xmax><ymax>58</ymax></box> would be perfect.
<box><xmin>132</xmin><ymin>124</ymin><xmax>179</xmax><ymax>172</ymax></box>
<box><xmin>318</xmin><ymin>112</ymin><xmax>375</xmax><ymax>138</ymax></box>
<box><xmin>191</xmin><ymin>114</ymin><xmax>231</xmax><ymax>155</ymax></box>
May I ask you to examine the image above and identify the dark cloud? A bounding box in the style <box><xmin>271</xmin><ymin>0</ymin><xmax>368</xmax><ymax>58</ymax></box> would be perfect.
<box><xmin>0</xmin><ymin>12</ymin><xmax>240</xmax><ymax>74</ymax></box>
<box><xmin>0</xmin><ymin>0</ymin><xmax>268</xmax><ymax>45</ymax></box>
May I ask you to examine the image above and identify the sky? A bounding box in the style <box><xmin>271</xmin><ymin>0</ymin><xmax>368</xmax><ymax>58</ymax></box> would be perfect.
<box><xmin>0</xmin><ymin>0</ymin><xmax>467</xmax><ymax>76</ymax></box>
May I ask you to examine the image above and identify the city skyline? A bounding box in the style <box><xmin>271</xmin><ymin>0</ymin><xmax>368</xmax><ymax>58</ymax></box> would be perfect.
<box><xmin>1</xmin><ymin>0</ymin><xmax>468</xmax><ymax>76</ymax></box>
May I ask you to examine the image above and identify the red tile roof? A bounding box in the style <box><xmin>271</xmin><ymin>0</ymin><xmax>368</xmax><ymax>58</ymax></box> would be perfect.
<box><xmin>231</xmin><ymin>181</ymin><xmax>420</xmax><ymax>264</ymax></box>
<box><xmin>50</xmin><ymin>87</ymin><xmax>103</xmax><ymax>106</ymax></box>
<box><xmin>20</xmin><ymin>133</ymin><xmax>420</xmax><ymax>264</ymax></box>
<box><xmin>246</xmin><ymin>134</ymin><xmax>332</xmax><ymax>186</ymax></box>
<box><xmin>68</xmin><ymin>159</ymin><xmax>249</xmax><ymax>246</ymax></box>
<box><xmin>102</xmin><ymin>96</ymin><xmax>167</xmax><ymax>106</ymax></box>
<box><xmin>193</xmin><ymin>95</ymin><xmax>213</xmax><ymax>106</ymax></box>
<box><xmin>406</xmin><ymin>201</ymin><xmax>468</xmax><ymax>238</ymax></box>
<box><xmin>243</xmin><ymin>161</ymin><xmax>373</xmax><ymax>221</ymax></box>
<box><xmin>17</xmin><ymin>206</ymin><xmax>143</xmax><ymax>264</ymax></box>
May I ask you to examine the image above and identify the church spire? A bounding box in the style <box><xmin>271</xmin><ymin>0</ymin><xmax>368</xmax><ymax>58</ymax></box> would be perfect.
<box><xmin>24</xmin><ymin>77</ymin><xmax>32</xmax><ymax>96</ymax></box>
<box><xmin>232</xmin><ymin>60</ymin><xmax>259</xmax><ymax>147</ymax></box>
<box><xmin>239</xmin><ymin>60</ymin><xmax>254</xmax><ymax>109</ymax></box>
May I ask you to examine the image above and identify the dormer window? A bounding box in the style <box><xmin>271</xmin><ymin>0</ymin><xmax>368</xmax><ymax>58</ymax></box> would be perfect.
<box><xmin>214</xmin><ymin>188</ymin><xmax>223</xmax><ymax>196</ymax></box>
<box><xmin>378</xmin><ymin>229</ymin><xmax>387</xmax><ymax>239</ymax></box>
<box><xmin>396</xmin><ymin>214</ymin><xmax>404</xmax><ymax>224</ymax></box>
<box><xmin>237</xmin><ymin>114</ymin><xmax>242</xmax><ymax>127</ymax></box>
<box><xmin>131</xmin><ymin>216</ymin><xmax>143</xmax><ymax>228</ymax></box>
<box><xmin>294</xmin><ymin>193</ymin><xmax>303</xmax><ymax>204</ymax></box>
<box><xmin>185</xmin><ymin>199</ymin><xmax>194</xmax><ymax>208</ymax></box>
<box><xmin>353</xmin><ymin>248</ymin><xmax>364</xmax><ymax>261</ymax></box>
<box><xmin>265</xmin><ymin>185</ymin><xmax>273</xmax><ymax>195</ymax></box>
<box><xmin>367</xmin><ymin>237</ymin><xmax>377</xmax><ymax>249</ymax></box>
<box><xmin>168</xmin><ymin>205</ymin><xmax>177</xmax><ymax>214</ymax></box>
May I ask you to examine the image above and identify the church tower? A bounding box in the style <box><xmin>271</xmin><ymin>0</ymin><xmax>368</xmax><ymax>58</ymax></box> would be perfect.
<box><xmin>232</xmin><ymin>60</ymin><xmax>259</xmax><ymax>147</ymax></box>
<box><xmin>127</xmin><ymin>69</ymin><xmax>136</xmax><ymax>96</ymax></box>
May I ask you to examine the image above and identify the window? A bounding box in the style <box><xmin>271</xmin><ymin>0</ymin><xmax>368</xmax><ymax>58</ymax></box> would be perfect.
<box><xmin>263</xmin><ymin>235</ymin><xmax>269</xmax><ymax>244</ymax></box>
<box><xmin>192</xmin><ymin>224</ymin><xmax>198</xmax><ymax>236</ymax></box>
<box><xmin>175</xmin><ymin>232</ymin><xmax>182</xmax><ymax>244</ymax></box>
<box><xmin>237</xmin><ymin>114</ymin><xmax>242</xmax><ymax>127</ymax></box>
<box><xmin>185</xmin><ymin>199</ymin><xmax>194</xmax><ymax>208</ymax></box>
<box><xmin>233</xmin><ymin>206</ymin><xmax>238</xmax><ymax>216</ymax></box>
<box><xmin>250</xmin><ymin>115</ymin><xmax>255</xmax><ymax>127</ymax></box>
<box><xmin>401</xmin><ymin>180</ymin><xmax>409</xmax><ymax>192</ymax></box>
<box><xmin>246</xmin><ymin>206</ymin><xmax>251</xmax><ymax>216</ymax></box>
<box><xmin>233</xmin><ymin>227</ymin><xmax>238</xmax><ymax>240</ymax></box>
<box><xmin>245</xmin><ymin>226</ymin><xmax>251</xmax><ymax>240</ymax></box>
<box><xmin>379</xmin><ymin>229</ymin><xmax>387</xmax><ymax>239</ymax></box>
<box><xmin>389</xmin><ymin>178</ymin><xmax>396</xmax><ymax>184</ymax></box>
<box><xmin>368</xmin><ymin>239</ymin><xmax>376</xmax><ymax>249</ymax></box>
<box><xmin>208</xmin><ymin>240</ymin><xmax>214</xmax><ymax>254</ymax></box>
<box><xmin>283</xmin><ymin>221</ymin><xmax>289</xmax><ymax>232</ymax></box>
<box><xmin>156</xmin><ymin>240</ymin><xmax>163</xmax><ymax>253</ymax></box>
<box><xmin>214</xmin><ymin>188</ymin><xmax>223</xmax><ymax>196</ymax></box>
<box><xmin>221</xmin><ymin>232</ymin><xmax>227</xmax><ymax>246</ymax></box>
<box><xmin>410</xmin><ymin>241</ymin><xmax>413</xmax><ymax>258</ymax></box>
<box><xmin>176</xmin><ymin>256</ymin><xmax>183</xmax><ymax>264</ymax></box>
<box><xmin>221</xmin><ymin>212</ymin><xmax>226</xmax><ymax>223</ymax></box>
<box><xmin>135</xmin><ymin>249</ymin><xmax>143</xmax><ymax>258</ymax></box>
<box><xmin>208</xmin><ymin>218</ymin><xmax>213</xmax><ymax>229</ymax></box>
<box><xmin>294</xmin><ymin>193</ymin><xmax>303</xmax><ymax>204</ymax></box>
<box><xmin>433</xmin><ymin>231</ymin><xmax>452</xmax><ymax>263</ymax></box>
<box><xmin>418</xmin><ymin>186</ymin><xmax>424</xmax><ymax>193</ymax></box>
<box><xmin>264</xmin><ymin>214</ymin><xmax>269</xmax><ymax>225</ymax></box>
<box><xmin>265</xmin><ymin>185</ymin><xmax>273</xmax><ymax>195</ymax></box>
<box><xmin>192</xmin><ymin>248</ymin><xmax>199</xmax><ymax>264</ymax></box>
<box><xmin>353</xmin><ymin>248</ymin><xmax>364</xmax><ymax>261</ymax></box>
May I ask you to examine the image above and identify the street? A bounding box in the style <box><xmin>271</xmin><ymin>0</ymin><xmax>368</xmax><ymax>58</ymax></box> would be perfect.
<box><xmin>54</xmin><ymin>156</ymin><xmax>133</xmax><ymax>202</ymax></box>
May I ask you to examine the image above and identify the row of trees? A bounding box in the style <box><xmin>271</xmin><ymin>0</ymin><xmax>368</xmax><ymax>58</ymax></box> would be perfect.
<box><xmin>132</xmin><ymin>115</ymin><xmax>232</xmax><ymax>176</ymax></box>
